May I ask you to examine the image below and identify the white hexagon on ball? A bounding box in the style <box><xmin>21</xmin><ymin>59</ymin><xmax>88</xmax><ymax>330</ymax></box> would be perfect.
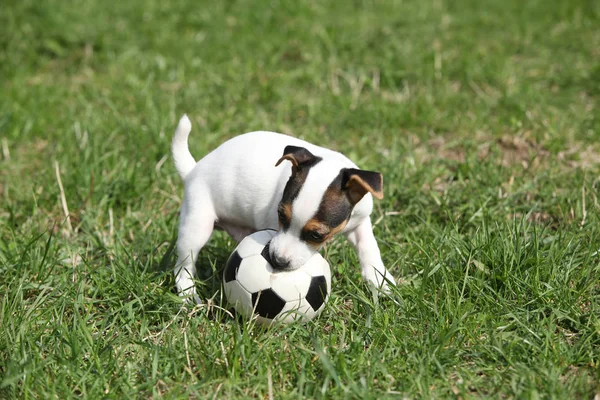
<box><xmin>223</xmin><ymin>280</ymin><xmax>253</xmax><ymax>317</ymax></box>
<box><xmin>277</xmin><ymin>298</ymin><xmax>316</xmax><ymax>324</ymax></box>
<box><xmin>270</xmin><ymin>269</ymin><xmax>312</xmax><ymax>302</ymax></box>
<box><xmin>235</xmin><ymin>254</ymin><xmax>273</xmax><ymax>293</ymax></box>
<box><xmin>235</xmin><ymin>230</ymin><xmax>277</xmax><ymax>258</ymax></box>
<box><xmin>223</xmin><ymin>229</ymin><xmax>331</xmax><ymax>325</ymax></box>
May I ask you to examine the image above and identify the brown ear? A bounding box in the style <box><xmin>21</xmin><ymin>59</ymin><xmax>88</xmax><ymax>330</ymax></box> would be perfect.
<box><xmin>275</xmin><ymin>145</ymin><xmax>320</xmax><ymax>168</ymax></box>
<box><xmin>343</xmin><ymin>168</ymin><xmax>384</xmax><ymax>204</ymax></box>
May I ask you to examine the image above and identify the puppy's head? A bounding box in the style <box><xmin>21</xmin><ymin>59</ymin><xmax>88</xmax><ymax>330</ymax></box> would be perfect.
<box><xmin>268</xmin><ymin>145</ymin><xmax>383</xmax><ymax>270</ymax></box>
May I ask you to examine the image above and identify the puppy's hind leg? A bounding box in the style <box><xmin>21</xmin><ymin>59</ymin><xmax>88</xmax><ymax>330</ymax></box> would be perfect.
<box><xmin>175</xmin><ymin>199</ymin><xmax>216</xmax><ymax>304</ymax></box>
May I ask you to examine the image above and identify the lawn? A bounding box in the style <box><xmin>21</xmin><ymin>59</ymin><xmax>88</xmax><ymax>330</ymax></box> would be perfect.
<box><xmin>1</xmin><ymin>0</ymin><xmax>599</xmax><ymax>398</ymax></box>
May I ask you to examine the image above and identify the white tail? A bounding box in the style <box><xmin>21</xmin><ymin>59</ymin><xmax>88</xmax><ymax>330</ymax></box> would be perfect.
<box><xmin>172</xmin><ymin>115</ymin><xmax>196</xmax><ymax>180</ymax></box>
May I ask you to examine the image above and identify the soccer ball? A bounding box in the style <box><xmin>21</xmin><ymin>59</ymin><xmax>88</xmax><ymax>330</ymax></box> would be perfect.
<box><xmin>223</xmin><ymin>229</ymin><xmax>331</xmax><ymax>325</ymax></box>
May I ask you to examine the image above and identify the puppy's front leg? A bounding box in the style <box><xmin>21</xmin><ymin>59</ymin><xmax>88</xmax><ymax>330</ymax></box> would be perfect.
<box><xmin>345</xmin><ymin>218</ymin><xmax>396</xmax><ymax>292</ymax></box>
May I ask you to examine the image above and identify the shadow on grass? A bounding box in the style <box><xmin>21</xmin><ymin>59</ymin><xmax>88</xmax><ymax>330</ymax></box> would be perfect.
<box><xmin>155</xmin><ymin>232</ymin><xmax>235</xmax><ymax>317</ymax></box>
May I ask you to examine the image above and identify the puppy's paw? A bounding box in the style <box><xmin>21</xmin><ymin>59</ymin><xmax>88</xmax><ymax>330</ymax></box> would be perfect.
<box><xmin>178</xmin><ymin>287</ymin><xmax>202</xmax><ymax>306</ymax></box>
<box><xmin>362</xmin><ymin>265</ymin><xmax>396</xmax><ymax>294</ymax></box>
<box><xmin>176</xmin><ymin>275</ymin><xmax>202</xmax><ymax>305</ymax></box>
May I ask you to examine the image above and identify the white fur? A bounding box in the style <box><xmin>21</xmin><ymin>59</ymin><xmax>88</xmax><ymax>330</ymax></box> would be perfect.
<box><xmin>172</xmin><ymin>115</ymin><xmax>196</xmax><ymax>180</ymax></box>
<box><xmin>172</xmin><ymin>115</ymin><xmax>395</xmax><ymax>303</ymax></box>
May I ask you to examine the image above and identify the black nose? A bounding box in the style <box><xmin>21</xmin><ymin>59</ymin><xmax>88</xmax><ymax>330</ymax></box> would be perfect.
<box><xmin>261</xmin><ymin>241</ymin><xmax>291</xmax><ymax>270</ymax></box>
<box><xmin>271</xmin><ymin>254</ymin><xmax>290</xmax><ymax>270</ymax></box>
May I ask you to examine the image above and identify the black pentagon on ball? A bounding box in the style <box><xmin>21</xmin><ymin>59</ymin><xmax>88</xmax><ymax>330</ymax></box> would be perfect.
<box><xmin>260</xmin><ymin>241</ymin><xmax>273</xmax><ymax>265</ymax></box>
<box><xmin>251</xmin><ymin>289</ymin><xmax>286</xmax><ymax>319</ymax></box>
<box><xmin>305</xmin><ymin>275</ymin><xmax>327</xmax><ymax>311</ymax></box>
<box><xmin>223</xmin><ymin>251</ymin><xmax>242</xmax><ymax>283</ymax></box>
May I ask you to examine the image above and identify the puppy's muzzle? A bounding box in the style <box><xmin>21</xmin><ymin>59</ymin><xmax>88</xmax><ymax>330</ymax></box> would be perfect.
<box><xmin>271</xmin><ymin>254</ymin><xmax>291</xmax><ymax>270</ymax></box>
<box><xmin>262</xmin><ymin>241</ymin><xmax>291</xmax><ymax>270</ymax></box>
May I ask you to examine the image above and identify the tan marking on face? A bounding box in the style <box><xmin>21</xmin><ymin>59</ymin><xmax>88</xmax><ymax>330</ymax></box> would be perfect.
<box><xmin>278</xmin><ymin>202</ymin><xmax>293</xmax><ymax>229</ymax></box>
<box><xmin>303</xmin><ymin>219</ymin><xmax>329</xmax><ymax>234</ymax></box>
<box><xmin>282</xmin><ymin>203</ymin><xmax>292</xmax><ymax>220</ymax></box>
<box><xmin>301</xmin><ymin>218</ymin><xmax>348</xmax><ymax>250</ymax></box>
<box><xmin>328</xmin><ymin>219</ymin><xmax>348</xmax><ymax>236</ymax></box>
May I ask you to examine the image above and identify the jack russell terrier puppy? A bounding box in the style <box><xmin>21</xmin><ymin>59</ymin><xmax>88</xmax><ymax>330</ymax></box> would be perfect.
<box><xmin>172</xmin><ymin>115</ymin><xmax>396</xmax><ymax>303</ymax></box>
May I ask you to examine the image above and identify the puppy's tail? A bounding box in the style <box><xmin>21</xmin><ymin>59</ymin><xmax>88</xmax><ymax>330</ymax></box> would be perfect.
<box><xmin>172</xmin><ymin>114</ymin><xmax>196</xmax><ymax>180</ymax></box>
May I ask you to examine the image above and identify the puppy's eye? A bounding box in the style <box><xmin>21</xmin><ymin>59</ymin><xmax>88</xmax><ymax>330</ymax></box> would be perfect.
<box><xmin>277</xmin><ymin>208</ymin><xmax>287</xmax><ymax>223</ymax></box>
<box><xmin>306</xmin><ymin>231</ymin><xmax>325</xmax><ymax>242</ymax></box>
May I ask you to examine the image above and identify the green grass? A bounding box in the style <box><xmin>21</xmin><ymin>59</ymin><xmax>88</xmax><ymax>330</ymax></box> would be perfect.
<box><xmin>1</xmin><ymin>0</ymin><xmax>599</xmax><ymax>398</ymax></box>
